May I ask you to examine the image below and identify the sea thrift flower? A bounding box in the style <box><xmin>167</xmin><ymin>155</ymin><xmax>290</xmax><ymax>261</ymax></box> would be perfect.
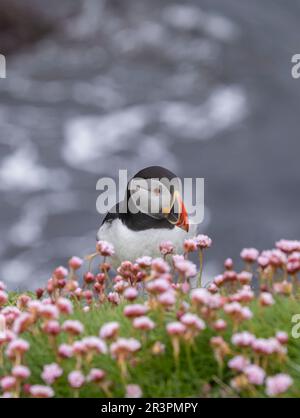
<box><xmin>180</xmin><ymin>313</ymin><xmax>205</xmax><ymax>331</ymax></box>
<box><xmin>232</xmin><ymin>332</ymin><xmax>256</xmax><ymax>348</ymax></box>
<box><xmin>12</xmin><ymin>365</ymin><xmax>31</xmax><ymax>380</ymax></box>
<box><xmin>124</xmin><ymin>287</ymin><xmax>138</xmax><ymax>301</ymax></box>
<box><xmin>151</xmin><ymin>258</ymin><xmax>170</xmax><ymax>274</ymax></box>
<box><xmin>167</xmin><ymin>322</ymin><xmax>186</xmax><ymax>362</ymax></box>
<box><xmin>58</xmin><ymin>343</ymin><xmax>73</xmax><ymax>359</ymax></box>
<box><xmin>276</xmin><ymin>239</ymin><xmax>300</xmax><ymax>254</ymax></box>
<box><xmin>43</xmin><ymin>320</ymin><xmax>61</xmax><ymax>336</ymax></box>
<box><xmin>39</xmin><ymin>304</ymin><xmax>59</xmax><ymax>320</ymax></box>
<box><xmin>96</xmin><ymin>240</ymin><xmax>114</xmax><ymax>257</ymax></box>
<box><xmin>82</xmin><ymin>337</ymin><xmax>107</xmax><ymax>354</ymax></box>
<box><xmin>157</xmin><ymin>290</ymin><xmax>176</xmax><ymax>307</ymax></box>
<box><xmin>240</xmin><ymin>248</ymin><xmax>259</xmax><ymax>263</ymax></box>
<box><xmin>244</xmin><ymin>365</ymin><xmax>265</xmax><ymax>385</ymax></box>
<box><xmin>184</xmin><ymin>238</ymin><xmax>198</xmax><ymax>253</ymax></box>
<box><xmin>6</xmin><ymin>338</ymin><xmax>30</xmax><ymax>362</ymax></box>
<box><xmin>99</xmin><ymin>322</ymin><xmax>120</xmax><ymax>340</ymax></box>
<box><xmin>0</xmin><ymin>290</ymin><xmax>8</xmax><ymax>306</ymax></box>
<box><xmin>69</xmin><ymin>256</ymin><xmax>83</xmax><ymax>270</ymax></box>
<box><xmin>133</xmin><ymin>316</ymin><xmax>155</xmax><ymax>331</ymax></box>
<box><xmin>84</xmin><ymin>272</ymin><xmax>95</xmax><ymax>285</ymax></box>
<box><xmin>17</xmin><ymin>294</ymin><xmax>31</xmax><ymax>309</ymax></box>
<box><xmin>125</xmin><ymin>384</ymin><xmax>143</xmax><ymax>398</ymax></box>
<box><xmin>68</xmin><ymin>371</ymin><xmax>85</xmax><ymax>389</ymax></box>
<box><xmin>1</xmin><ymin>376</ymin><xmax>17</xmax><ymax>391</ymax></box>
<box><xmin>147</xmin><ymin>278</ymin><xmax>170</xmax><ymax>294</ymax></box>
<box><xmin>195</xmin><ymin>235</ymin><xmax>212</xmax><ymax>249</ymax></box>
<box><xmin>276</xmin><ymin>331</ymin><xmax>288</xmax><ymax>345</ymax></box>
<box><xmin>237</xmin><ymin>271</ymin><xmax>253</xmax><ymax>285</ymax></box>
<box><xmin>266</xmin><ymin>374</ymin><xmax>293</xmax><ymax>396</ymax></box>
<box><xmin>124</xmin><ymin>304</ymin><xmax>148</xmax><ymax>319</ymax></box>
<box><xmin>110</xmin><ymin>338</ymin><xmax>141</xmax><ymax>358</ymax></box>
<box><xmin>159</xmin><ymin>241</ymin><xmax>174</xmax><ymax>256</ymax></box>
<box><xmin>62</xmin><ymin>320</ymin><xmax>84</xmax><ymax>336</ymax></box>
<box><xmin>174</xmin><ymin>259</ymin><xmax>197</xmax><ymax>278</ymax></box>
<box><xmin>273</xmin><ymin>280</ymin><xmax>292</xmax><ymax>296</ymax></box>
<box><xmin>228</xmin><ymin>355</ymin><xmax>250</xmax><ymax>372</ymax></box>
<box><xmin>87</xmin><ymin>368</ymin><xmax>106</xmax><ymax>383</ymax></box>
<box><xmin>224</xmin><ymin>258</ymin><xmax>234</xmax><ymax>270</ymax></box>
<box><xmin>56</xmin><ymin>297</ymin><xmax>73</xmax><ymax>315</ymax></box>
<box><xmin>0</xmin><ymin>281</ymin><xmax>6</xmax><ymax>291</ymax></box>
<box><xmin>12</xmin><ymin>312</ymin><xmax>33</xmax><ymax>334</ymax></box>
<box><xmin>30</xmin><ymin>385</ymin><xmax>54</xmax><ymax>398</ymax></box>
<box><xmin>213</xmin><ymin>319</ymin><xmax>227</xmax><ymax>332</ymax></box>
<box><xmin>259</xmin><ymin>292</ymin><xmax>275</xmax><ymax>306</ymax></box>
<box><xmin>136</xmin><ymin>256</ymin><xmax>152</xmax><ymax>268</ymax></box>
<box><xmin>42</xmin><ymin>363</ymin><xmax>63</xmax><ymax>385</ymax></box>
<box><xmin>191</xmin><ymin>288</ymin><xmax>210</xmax><ymax>305</ymax></box>
<box><xmin>54</xmin><ymin>266</ymin><xmax>68</xmax><ymax>279</ymax></box>
<box><xmin>107</xmin><ymin>292</ymin><xmax>120</xmax><ymax>305</ymax></box>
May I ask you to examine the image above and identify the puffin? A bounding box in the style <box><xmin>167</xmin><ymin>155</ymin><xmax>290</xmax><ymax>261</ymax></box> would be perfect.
<box><xmin>97</xmin><ymin>166</ymin><xmax>197</xmax><ymax>267</ymax></box>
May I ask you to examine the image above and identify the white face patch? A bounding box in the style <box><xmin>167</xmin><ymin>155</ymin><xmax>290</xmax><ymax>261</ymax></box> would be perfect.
<box><xmin>128</xmin><ymin>178</ymin><xmax>172</xmax><ymax>218</ymax></box>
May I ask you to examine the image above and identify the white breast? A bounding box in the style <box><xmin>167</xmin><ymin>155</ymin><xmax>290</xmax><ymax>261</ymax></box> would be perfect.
<box><xmin>97</xmin><ymin>219</ymin><xmax>197</xmax><ymax>268</ymax></box>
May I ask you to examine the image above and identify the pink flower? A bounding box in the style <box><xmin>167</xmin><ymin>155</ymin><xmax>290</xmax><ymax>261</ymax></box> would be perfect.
<box><xmin>195</xmin><ymin>234</ymin><xmax>212</xmax><ymax>249</ymax></box>
<box><xmin>151</xmin><ymin>258</ymin><xmax>170</xmax><ymax>274</ymax></box>
<box><xmin>276</xmin><ymin>331</ymin><xmax>288</xmax><ymax>345</ymax></box>
<box><xmin>224</xmin><ymin>258</ymin><xmax>234</xmax><ymax>270</ymax></box>
<box><xmin>157</xmin><ymin>290</ymin><xmax>176</xmax><ymax>307</ymax></box>
<box><xmin>82</xmin><ymin>337</ymin><xmax>107</xmax><ymax>354</ymax></box>
<box><xmin>1</xmin><ymin>376</ymin><xmax>17</xmax><ymax>391</ymax></box>
<box><xmin>58</xmin><ymin>343</ymin><xmax>74</xmax><ymax>359</ymax></box>
<box><xmin>180</xmin><ymin>313</ymin><xmax>205</xmax><ymax>331</ymax></box>
<box><xmin>12</xmin><ymin>312</ymin><xmax>33</xmax><ymax>334</ymax></box>
<box><xmin>53</xmin><ymin>266</ymin><xmax>68</xmax><ymax>279</ymax></box>
<box><xmin>136</xmin><ymin>256</ymin><xmax>152</xmax><ymax>268</ymax></box>
<box><xmin>244</xmin><ymin>365</ymin><xmax>265</xmax><ymax>385</ymax></box>
<box><xmin>133</xmin><ymin>316</ymin><xmax>155</xmax><ymax>331</ymax></box>
<box><xmin>110</xmin><ymin>338</ymin><xmax>141</xmax><ymax>358</ymax></box>
<box><xmin>183</xmin><ymin>239</ymin><xmax>198</xmax><ymax>253</ymax></box>
<box><xmin>159</xmin><ymin>241</ymin><xmax>175</xmax><ymax>256</ymax></box>
<box><xmin>0</xmin><ymin>281</ymin><xmax>6</xmax><ymax>291</ymax></box>
<box><xmin>72</xmin><ymin>341</ymin><xmax>87</xmax><ymax>356</ymax></box>
<box><xmin>87</xmin><ymin>368</ymin><xmax>106</xmax><ymax>383</ymax></box>
<box><xmin>214</xmin><ymin>274</ymin><xmax>225</xmax><ymax>287</ymax></box>
<box><xmin>240</xmin><ymin>248</ymin><xmax>259</xmax><ymax>262</ymax></box>
<box><xmin>12</xmin><ymin>365</ymin><xmax>31</xmax><ymax>380</ymax></box>
<box><xmin>43</xmin><ymin>320</ymin><xmax>61</xmax><ymax>336</ymax></box>
<box><xmin>213</xmin><ymin>319</ymin><xmax>227</xmax><ymax>331</ymax></box>
<box><xmin>30</xmin><ymin>385</ymin><xmax>54</xmax><ymax>398</ymax></box>
<box><xmin>69</xmin><ymin>256</ymin><xmax>83</xmax><ymax>270</ymax></box>
<box><xmin>56</xmin><ymin>298</ymin><xmax>73</xmax><ymax>315</ymax></box>
<box><xmin>39</xmin><ymin>304</ymin><xmax>59</xmax><ymax>320</ymax></box>
<box><xmin>124</xmin><ymin>287</ymin><xmax>138</xmax><ymax>301</ymax></box>
<box><xmin>124</xmin><ymin>304</ymin><xmax>148</xmax><ymax>318</ymax></box>
<box><xmin>191</xmin><ymin>288</ymin><xmax>210</xmax><ymax>305</ymax></box>
<box><xmin>237</xmin><ymin>271</ymin><xmax>253</xmax><ymax>285</ymax></box>
<box><xmin>266</xmin><ymin>374</ymin><xmax>293</xmax><ymax>396</ymax></box>
<box><xmin>276</xmin><ymin>239</ymin><xmax>300</xmax><ymax>254</ymax></box>
<box><xmin>42</xmin><ymin>363</ymin><xmax>63</xmax><ymax>385</ymax></box>
<box><xmin>107</xmin><ymin>292</ymin><xmax>120</xmax><ymax>305</ymax></box>
<box><xmin>174</xmin><ymin>259</ymin><xmax>197</xmax><ymax>278</ymax></box>
<box><xmin>6</xmin><ymin>338</ymin><xmax>30</xmax><ymax>359</ymax></box>
<box><xmin>99</xmin><ymin>322</ymin><xmax>120</xmax><ymax>340</ymax></box>
<box><xmin>146</xmin><ymin>278</ymin><xmax>170</xmax><ymax>294</ymax></box>
<box><xmin>259</xmin><ymin>292</ymin><xmax>275</xmax><ymax>306</ymax></box>
<box><xmin>96</xmin><ymin>240</ymin><xmax>114</xmax><ymax>257</ymax></box>
<box><xmin>228</xmin><ymin>355</ymin><xmax>250</xmax><ymax>372</ymax></box>
<box><xmin>231</xmin><ymin>332</ymin><xmax>256</xmax><ymax>348</ymax></box>
<box><xmin>68</xmin><ymin>371</ymin><xmax>85</xmax><ymax>389</ymax></box>
<box><xmin>166</xmin><ymin>322</ymin><xmax>186</xmax><ymax>336</ymax></box>
<box><xmin>0</xmin><ymin>290</ymin><xmax>8</xmax><ymax>306</ymax></box>
<box><xmin>252</xmin><ymin>338</ymin><xmax>284</xmax><ymax>356</ymax></box>
<box><xmin>125</xmin><ymin>384</ymin><xmax>143</xmax><ymax>398</ymax></box>
<box><xmin>62</xmin><ymin>320</ymin><xmax>84</xmax><ymax>335</ymax></box>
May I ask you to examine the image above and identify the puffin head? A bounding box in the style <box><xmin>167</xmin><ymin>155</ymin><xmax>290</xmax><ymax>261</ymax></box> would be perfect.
<box><xmin>126</xmin><ymin>166</ymin><xmax>189</xmax><ymax>232</ymax></box>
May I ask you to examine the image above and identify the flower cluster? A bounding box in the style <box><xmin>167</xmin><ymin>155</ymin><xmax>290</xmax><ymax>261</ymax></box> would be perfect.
<box><xmin>0</xmin><ymin>237</ymin><xmax>297</xmax><ymax>398</ymax></box>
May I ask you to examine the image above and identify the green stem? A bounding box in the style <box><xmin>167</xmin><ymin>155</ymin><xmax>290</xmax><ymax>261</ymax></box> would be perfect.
<box><xmin>197</xmin><ymin>249</ymin><xmax>203</xmax><ymax>288</ymax></box>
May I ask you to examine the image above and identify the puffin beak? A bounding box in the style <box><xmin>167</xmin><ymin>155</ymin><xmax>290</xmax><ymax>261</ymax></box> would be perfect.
<box><xmin>163</xmin><ymin>191</ymin><xmax>189</xmax><ymax>232</ymax></box>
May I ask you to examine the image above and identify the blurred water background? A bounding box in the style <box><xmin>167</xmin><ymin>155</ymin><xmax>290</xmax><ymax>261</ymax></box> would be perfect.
<box><xmin>0</xmin><ymin>0</ymin><xmax>299</xmax><ymax>289</ymax></box>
